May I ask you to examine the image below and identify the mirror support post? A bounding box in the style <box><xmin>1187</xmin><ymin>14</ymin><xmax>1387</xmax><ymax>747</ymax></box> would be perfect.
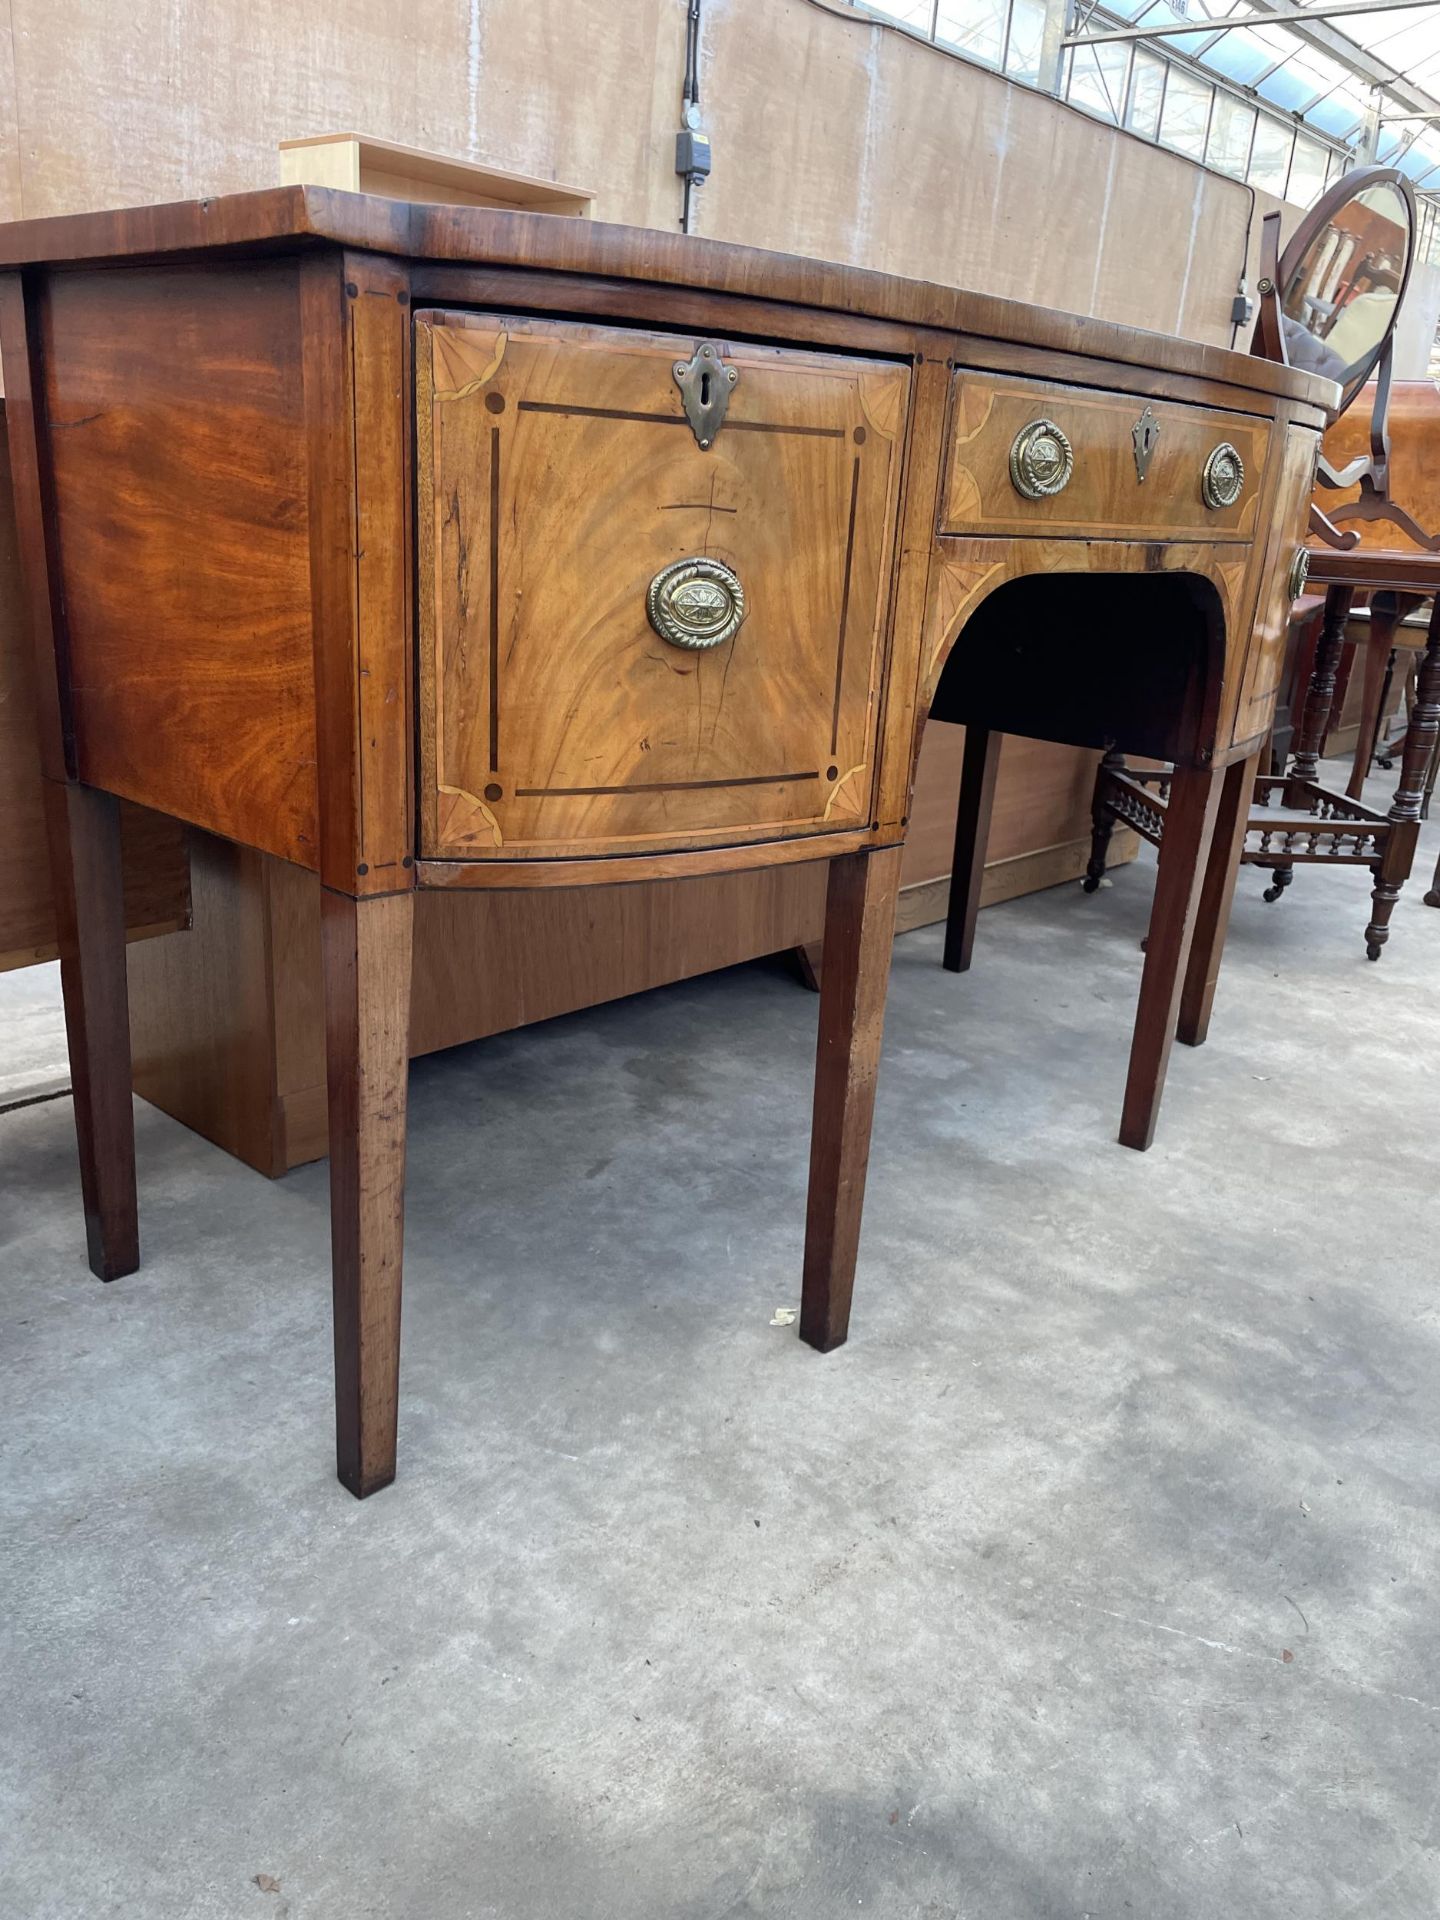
<box><xmin>1250</xmin><ymin>211</ymin><xmax>1287</xmax><ymax>367</ymax></box>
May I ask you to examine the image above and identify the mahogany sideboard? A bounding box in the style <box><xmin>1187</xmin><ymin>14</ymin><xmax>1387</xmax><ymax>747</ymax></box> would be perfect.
<box><xmin>0</xmin><ymin>187</ymin><xmax>1331</xmax><ymax>1494</ymax></box>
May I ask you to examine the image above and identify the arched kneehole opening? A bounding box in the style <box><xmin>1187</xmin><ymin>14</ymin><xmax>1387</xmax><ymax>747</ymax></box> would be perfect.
<box><xmin>930</xmin><ymin>570</ymin><xmax>1226</xmax><ymax>764</ymax></box>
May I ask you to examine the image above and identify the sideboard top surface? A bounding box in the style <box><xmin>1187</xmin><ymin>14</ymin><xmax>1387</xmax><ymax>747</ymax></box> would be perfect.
<box><xmin>0</xmin><ymin>185</ymin><xmax>1336</xmax><ymax>416</ymax></box>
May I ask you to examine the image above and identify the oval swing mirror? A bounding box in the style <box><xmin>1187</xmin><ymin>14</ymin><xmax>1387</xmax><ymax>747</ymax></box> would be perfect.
<box><xmin>1271</xmin><ymin>169</ymin><xmax>1416</xmax><ymax>417</ymax></box>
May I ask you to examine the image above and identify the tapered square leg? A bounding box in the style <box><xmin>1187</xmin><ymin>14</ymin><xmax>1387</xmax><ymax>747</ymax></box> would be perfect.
<box><xmin>800</xmin><ymin>846</ymin><xmax>903</xmax><ymax>1353</ymax></box>
<box><xmin>322</xmin><ymin>887</ymin><xmax>414</xmax><ymax>1499</ymax></box>
<box><xmin>1119</xmin><ymin>762</ymin><xmax>1225</xmax><ymax>1152</ymax></box>
<box><xmin>1176</xmin><ymin>747</ymin><xmax>1261</xmax><ymax>1049</ymax></box>
<box><xmin>41</xmin><ymin>781</ymin><xmax>138</xmax><ymax>1281</ymax></box>
<box><xmin>942</xmin><ymin>726</ymin><xmax>1002</xmax><ymax>974</ymax></box>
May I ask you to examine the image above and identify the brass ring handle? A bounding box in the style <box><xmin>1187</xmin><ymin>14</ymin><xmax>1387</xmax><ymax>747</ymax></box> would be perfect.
<box><xmin>647</xmin><ymin>556</ymin><xmax>747</xmax><ymax>651</ymax></box>
<box><xmin>1201</xmin><ymin>442</ymin><xmax>1245</xmax><ymax>509</ymax></box>
<box><xmin>1288</xmin><ymin>547</ymin><xmax>1311</xmax><ymax>600</ymax></box>
<box><xmin>1009</xmin><ymin>418</ymin><xmax>1073</xmax><ymax>500</ymax></box>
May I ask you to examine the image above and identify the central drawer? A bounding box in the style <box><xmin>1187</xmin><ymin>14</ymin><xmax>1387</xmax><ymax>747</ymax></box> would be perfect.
<box><xmin>941</xmin><ymin>370</ymin><xmax>1269</xmax><ymax>543</ymax></box>
<box><xmin>416</xmin><ymin>311</ymin><xmax>910</xmax><ymax>862</ymax></box>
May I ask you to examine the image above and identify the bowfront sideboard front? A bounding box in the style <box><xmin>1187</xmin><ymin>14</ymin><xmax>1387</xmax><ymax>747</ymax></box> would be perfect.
<box><xmin>0</xmin><ymin>189</ymin><xmax>1332</xmax><ymax>1495</ymax></box>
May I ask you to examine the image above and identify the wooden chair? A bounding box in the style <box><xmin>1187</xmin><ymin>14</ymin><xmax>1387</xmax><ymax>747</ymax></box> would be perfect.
<box><xmin>949</xmin><ymin>166</ymin><xmax>1431</xmax><ymax>1149</ymax></box>
<box><xmin>1089</xmin><ymin>179</ymin><xmax>1440</xmax><ymax>980</ymax></box>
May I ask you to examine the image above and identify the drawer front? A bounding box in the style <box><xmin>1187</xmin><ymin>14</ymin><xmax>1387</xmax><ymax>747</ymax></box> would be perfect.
<box><xmin>942</xmin><ymin>372</ymin><xmax>1269</xmax><ymax>543</ymax></box>
<box><xmin>417</xmin><ymin>312</ymin><xmax>909</xmax><ymax>861</ymax></box>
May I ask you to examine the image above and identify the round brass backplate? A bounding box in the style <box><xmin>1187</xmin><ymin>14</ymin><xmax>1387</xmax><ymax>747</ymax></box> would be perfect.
<box><xmin>647</xmin><ymin>556</ymin><xmax>747</xmax><ymax>651</ymax></box>
<box><xmin>1288</xmin><ymin>546</ymin><xmax>1311</xmax><ymax>600</ymax></box>
<box><xmin>1008</xmin><ymin>418</ymin><xmax>1074</xmax><ymax>500</ymax></box>
<box><xmin>1201</xmin><ymin>441</ymin><xmax>1246</xmax><ymax>510</ymax></box>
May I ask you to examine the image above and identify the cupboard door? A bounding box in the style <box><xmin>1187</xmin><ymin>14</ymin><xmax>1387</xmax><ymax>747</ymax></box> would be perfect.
<box><xmin>417</xmin><ymin>312</ymin><xmax>909</xmax><ymax>861</ymax></box>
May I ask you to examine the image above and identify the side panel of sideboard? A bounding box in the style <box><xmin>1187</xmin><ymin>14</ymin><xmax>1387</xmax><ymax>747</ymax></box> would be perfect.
<box><xmin>36</xmin><ymin>261</ymin><xmax>321</xmax><ymax>867</ymax></box>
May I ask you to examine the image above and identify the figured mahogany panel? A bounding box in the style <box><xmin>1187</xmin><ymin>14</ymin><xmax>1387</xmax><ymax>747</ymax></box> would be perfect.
<box><xmin>1230</xmin><ymin>422</ymin><xmax>1321</xmax><ymax>749</ymax></box>
<box><xmin>417</xmin><ymin>310</ymin><xmax>909</xmax><ymax>861</ymax></box>
<box><xmin>941</xmin><ymin>372</ymin><xmax>1269</xmax><ymax>544</ymax></box>
<box><xmin>39</xmin><ymin>263</ymin><xmax>319</xmax><ymax>866</ymax></box>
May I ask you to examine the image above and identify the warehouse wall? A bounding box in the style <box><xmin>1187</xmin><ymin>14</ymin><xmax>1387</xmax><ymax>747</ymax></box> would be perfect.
<box><xmin>0</xmin><ymin>0</ymin><xmax>1276</xmax><ymax>349</ymax></box>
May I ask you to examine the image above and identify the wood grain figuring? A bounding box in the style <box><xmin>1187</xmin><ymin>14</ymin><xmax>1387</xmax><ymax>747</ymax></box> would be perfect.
<box><xmin>417</xmin><ymin>310</ymin><xmax>908</xmax><ymax>860</ymax></box>
<box><xmin>415</xmin><ymin>829</ymin><xmax>895</xmax><ymax>892</ymax></box>
<box><xmin>0</xmin><ymin>189</ymin><xmax>1336</xmax><ymax>415</ymax></box>
<box><xmin>345</xmin><ymin>252</ymin><xmax>413</xmax><ymax>886</ymax></box>
<box><xmin>324</xmin><ymin>886</ymin><xmax>412</xmax><ymax>1498</ymax></box>
<box><xmin>942</xmin><ymin>373</ymin><xmax>1269</xmax><ymax>543</ymax></box>
<box><xmin>0</xmin><ymin>273</ymin><xmax>70</xmax><ymax>781</ymax></box>
<box><xmin>125</xmin><ymin>834</ymin><xmax>284</xmax><ymax>1172</ymax></box>
<box><xmin>37</xmin><ymin>264</ymin><xmax>319</xmax><ymax>863</ymax></box>
<box><xmin>0</xmin><ymin>406</ymin><xmax>190</xmax><ymax>967</ymax></box>
<box><xmin>409</xmin><ymin>264</ymin><xmax>1328</xmax><ymax>433</ymax></box>
<box><xmin>42</xmin><ymin>781</ymin><xmax>138</xmax><ymax>1280</ymax></box>
<box><xmin>874</xmin><ymin>356</ymin><xmax>952</xmax><ymax>831</ymax></box>
<box><xmin>298</xmin><ymin>249</ymin><xmax>416</xmax><ymax>894</ymax></box>
<box><xmin>800</xmin><ymin>845</ymin><xmax>903</xmax><ymax>1353</ymax></box>
<box><xmin>1229</xmin><ymin>422</ymin><xmax>1322</xmax><ymax>750</ymax></box>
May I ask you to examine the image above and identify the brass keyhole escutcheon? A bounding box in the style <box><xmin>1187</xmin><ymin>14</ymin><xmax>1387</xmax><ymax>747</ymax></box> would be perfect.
<box><xmin>1131</xmin><ymin>404</ymin><xmax>1161</xmax><ymax>484</ymax></box>
<box><xmin>647</xmin><ymin>556</ymin><xmax>747</xmax><ymax>651</ymax></box>
<box><xmin>673</xmin><ymin>341</ymin><xmax>738</xmax><ymax>450</ymax></box>
<box><xmin>1009</xmin><ymin>418</ymin><xmax>1074</xmax><ymax>500</ymax></box>
<box><xmin>1201</xmin><ymin>441</ymin><xmax>1245</xmax><ymax>510</ymax></box>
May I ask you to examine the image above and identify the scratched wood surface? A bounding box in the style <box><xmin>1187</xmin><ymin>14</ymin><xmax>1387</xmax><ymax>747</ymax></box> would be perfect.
<box><xmin>941</xmin><ymin>372</ymin><xmax>1270</xmax><ymax>544</ymax></box>
<box><xmin>0</xmin><ymin>188</ymin><xmax>1336</xmax><ymax>420</ymax></box>
<box><xmin>417</xmin><ymin>310</ymin><xmax>909</xmax><ymax>860</ymax></box>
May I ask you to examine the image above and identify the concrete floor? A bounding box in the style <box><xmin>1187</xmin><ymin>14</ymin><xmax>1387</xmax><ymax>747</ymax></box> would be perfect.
<box><xmin>3</xmin><ymin>775</ymin><xmax>1439</xmax><ymax>1919</ymax></box>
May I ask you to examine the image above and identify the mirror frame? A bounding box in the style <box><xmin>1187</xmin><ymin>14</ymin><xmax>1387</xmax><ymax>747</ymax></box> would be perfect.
<box><xmin>1251</xmin><ymin>165</ymin><xmax>1426</xmax><ymax>553</ymax></box>
<box><xmin>1252</xmin><ymin>164</ymin><xmax>1417</xmax><ymax>415</ymax></box>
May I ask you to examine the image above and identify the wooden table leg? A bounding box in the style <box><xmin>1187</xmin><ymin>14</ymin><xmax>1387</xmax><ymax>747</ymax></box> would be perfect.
<box><xmin>941</xmin><ymin>725</ymin><xmax>1001</xmax><ymax>974</ymax></box>
<box><xmin>800</xmin><ymin>845</ymin><xmax>903</xmax><ymax>1354</ymax></box>
<box><xmin>1082</xmin><ymin>747</ymin><xmax>1124</xmax><ymax>890</ymax></box>
<box><xmin>1346</xmin><ymin>608</ymin><xmax>1400</xmax><ymax>801</ymax></box>
<box><xmin>1118</xmin><ymin>762</ymin><xmax>1225</xmax><ymax>1153</ymax></box>
<box><xmin>323</xmin><ymin>887</ymin><xmax>414</xmax><ymax>1498</ymax></box>
<box><xmin>1287</xmin><ymin>584</ymin><xmax>1353</xmax><ymax>801</ymax></box>
<box><xmin>1365</xmin><ymin>602</ymin><xmax>1440</xmax><ymax>960</ymax></box>
<box><xmin>41</xmin><ymin>780</ymin><xmax>139</xmax><ymax>1282</ymax></box>
<box><xmin>1176</xmin><ymin>748</ymin><xmax>1261</xmax><ymax>1049</ymax></box>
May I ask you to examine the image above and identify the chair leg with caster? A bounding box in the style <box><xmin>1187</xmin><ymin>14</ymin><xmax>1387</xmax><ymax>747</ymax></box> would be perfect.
<box><xmin>1083</xmin><ymin>748</ymin><xmax>1124</xmax><ymax>894</ymax></box>
<box><xmin>1262</xmin><ymin>866</ymin><xmax>1293</xmax><ymax>904</ymax></box>
<box><xmin>1364</xmin><ymin>604</ymin><xmax>1440</xmax><ymax>959</ymax></box>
